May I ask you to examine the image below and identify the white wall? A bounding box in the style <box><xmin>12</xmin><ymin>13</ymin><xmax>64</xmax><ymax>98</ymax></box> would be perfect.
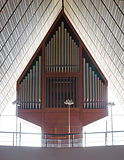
<box><xmin>0</xmin><ymin>146</ymin><xmax>124</xmax><ymax>160</ymax></box>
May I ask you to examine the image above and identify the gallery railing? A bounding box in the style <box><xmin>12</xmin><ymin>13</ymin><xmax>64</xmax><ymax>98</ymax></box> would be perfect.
<box><xmin>0</xmin><ymin>130</ymin><xmax>124</xmax><ymax>147</ymax></box>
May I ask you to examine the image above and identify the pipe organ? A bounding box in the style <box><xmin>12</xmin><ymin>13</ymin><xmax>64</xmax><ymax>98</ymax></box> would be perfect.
<box><xmin>82</xmin><ymin>57</ymin><xmax>106</xmax><ymax>109</ymax></box>
<box><xmin>45</xmin><ymin>21</ymin><xmax>79</xmax><ymax>73</ymax></box>
<box><xmin>17</xmin><ymin>11</ymin><xmax>108</xmax><ymax>138</ymax></box>
<box><xmin>18</xmin><ymin>53</ymin><xmax>42</xmax><ymax>110</ymax></box>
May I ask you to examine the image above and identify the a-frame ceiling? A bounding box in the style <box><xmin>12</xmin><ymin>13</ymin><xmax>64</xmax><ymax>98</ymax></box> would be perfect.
<box><xmin>0</xmin><ymin>0</ymin><xmax>124</xmax><ymax>114</ymax></box>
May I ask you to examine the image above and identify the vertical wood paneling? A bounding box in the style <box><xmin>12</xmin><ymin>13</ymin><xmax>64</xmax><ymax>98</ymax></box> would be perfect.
<box><xmin>73</xmin><ymin>77</ymin><xmax>75</xmax><ymax>107</ymax></box>
<box><xmin>60</xmin><ymin>78</ymin><xmax>62</xmax><ymax>108</ymax></box>
<box><xmin>57</xmin><ymin>77</ymin><xmax>58</xmax><ymax>108</ymax></box>
<box><xmin>50</xmin><ymin>77</ymin><xmax>52</xmax><ymax>108</ymax></box>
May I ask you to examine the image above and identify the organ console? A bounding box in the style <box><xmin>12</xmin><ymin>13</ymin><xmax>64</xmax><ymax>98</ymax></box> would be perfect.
<box><xmin>17</xmin><ymin>11</ymin><xmax>108</xmax><ymax>140</ymax></box>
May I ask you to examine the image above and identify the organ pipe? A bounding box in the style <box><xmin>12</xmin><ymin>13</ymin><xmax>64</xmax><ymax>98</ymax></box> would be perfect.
<box><xmin>56</xmin><ymin>30</ymin><xmax>58</xmax><ymax>72</ymax></box>
<box><xmin>72</xmin><ymin>39</ymin><xmax>74</xmax><ymax>72</ymax></box>
<box><xmin>99</xmin><ymin>80</ymin><xmax>101</xmax><ymax>108</ymax></box>
<box><xmin>50</xmin><ymin>38</ymin><xmax>53</xmax><ymax>72</ymax></box>
<box><xmin>77</xmin><ymin>46</ymin><xmax>79</xmax><ymax>72</ymax></box>
<box><xmin>36</xmin><ymin>61</ymin><xmax>38</xmax><ymax>109</ymax></box>
<box><xmin>49</xmin><ymin>41</ymin><xmax>51</xmax><ymax>72</ymax></box>
<box><xmin>20</xmin><ymin>82</ymin><xmax>22</xmax><ymax>109</ymax></box>
<box><xmin>18</xmin><ymin>19</ymin><xmax>107</xmax><ymax>111</ymax></box>
<box><xmin>73</xmin><ymin>42</ymin><xmax>76</xmax><ymax>72</ymax></box>
<box><xmin>95</xmin><ymin>74</ymin><xmax>97</xmax><ymax>108</ymax></box>
<box><xmin>59</xmin><ymin>26</ymin><xmax>61</xmax><ymax>72</ymax></box>
<box><xmin>101</xmin><ymin>82</ymin><xmax>104</xmax><ymax>108</ymax></box>
<box><xmin>70</xmin><ymin>36</ymin><xmax>72</xmax><ymax>72</ymax></box>
<box><xmin>39</xmin><ymin>56</ymin><xmax>41</xmax><ymax>109</ymax></box>
<box><xmin>33</xmin><ymin>65</ymin><xmax>35</xmax><ymax>109</ymax></box>
<box><xmin>53</xmin><ymin>35</ymin><xmax>56</xmax><ymax>72</ymax></box>
<box><xmin>67</xmin><ymin>32</ymin><xmax>69</xmax><ymax>72</ymax></box>
<box><xmin>27</xmin><ymin>75</ymin><xmax>29</xmax><ymax>109</ymax></box>
<box><xmin>83</xmin><ymin>58</ymin><xmax>86</xmax><ymax>108</ymax></box>
<box><xmin>103</xmin><ymin>84</ymin><xmax>105</xmax><ymax>108</ymax></box>
<box><xmin>22</xmin><ymin>81</ymin><xmax>23</xmax><ymax>109</ymax></box>
<box><xmin>86</xmin><ymin>63</ymin><xmax>89</xmax><ymax>108</ymax></box>
<box><xmin>45</xmin><ymin>23</ymin><xmax>79</xmax><ymax>72</ymax></box>
<box><xmin>97</xmin><ymin>77</ymin><xmax>99</xmax><ymax>109</ymax></box>
<box><xmin>92</xmin><ymin>71</ymin><xmax>95</xmax><ymax>108</ymax></box>
<box><xmin>61</xmin><ymin>22</ymin><xmax>64</xmax><ymax>72</ymax></box>
<box><xmin>30</xmin><ymin>69</ymin><xmax>32</xmax><ymax>109</ymax></box>
<box><xmin>89</xmin><ymin>67</ymin><xmax>92</xmax><ymax>108</ymax></box>
<box><xmin>64</xmin><ymin>28</ymin><xmax>67</xmax><ymax>72</ymax></box>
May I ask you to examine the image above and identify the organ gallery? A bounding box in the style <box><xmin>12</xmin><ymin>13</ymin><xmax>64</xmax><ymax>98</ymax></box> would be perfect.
<box><xmin>17</xmin><ymin>11</ymin><xmax>108</xmax><ymax>139</ymax></box>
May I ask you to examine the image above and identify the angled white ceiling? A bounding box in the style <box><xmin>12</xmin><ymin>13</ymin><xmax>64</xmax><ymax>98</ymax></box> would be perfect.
<box><xmin>0</xmin><ymin>0</ymin><xmax>124</xmax><ymax>114</ymax></box>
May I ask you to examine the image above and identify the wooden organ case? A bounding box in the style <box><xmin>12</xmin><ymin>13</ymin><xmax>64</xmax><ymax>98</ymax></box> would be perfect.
<box><xmin>17</xmin><ymin>11</ymin><xmax>108</xmax><ymax>138</ymax></box>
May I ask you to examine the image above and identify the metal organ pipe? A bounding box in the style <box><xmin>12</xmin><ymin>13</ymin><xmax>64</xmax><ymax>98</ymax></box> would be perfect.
<box><xmin>64</xmin><ymin>28</ymin><xmax>67</xmax><ymax>72</ymax></box>
<box><xmin>56</xmin><ymin>30</ymin><xmax>58</xmax><ymax>72</ymax></box>
<box><xmin>95</xmin><ymin>74</ymin><xmax>97</xmax><ymax>108</ymax></box>
<box><xmin>83</xmin><ymin>58</ymin><xmax>86</xmax><ymax>108</ymax></box>
<box><xmin>22</xmin><ymin>79</ymin><xmax>25</xmax><ymax>109</ymax></box>
<box><xmin>99</xmin><ymin>79</ymin><xmax>101</xmax><ymax>108</ymax></box>
<box><xmin>70</xmin><ymin>36</ymin><xmax>72</xmax><ymax>72</ymax></box>
<box><xmin>97</xmin><ymin>77</ymin><xmax>99</xmax><ymax>109</ymax></box>
<box><xmin>61</xmin><ymin>22</ymin><xmax>64</xmax><ymax>72</ymax></box>
<box><xmin>45</xmin><ymin>23</ymin><xmax>79</xmax><ymax>73</ymax></box>
<box><xmin>73</xmin><ymin>42</ymin><xmax>76</xmax><ymax>72</ymax></box>
<box><xmin>36</xmin><ymin>61</ymin><xmax>38</xmax><ymax>109</ymax></box>
<box><xmin>92</xmin><ymin>71</ymin><xmax>95</xmax><ymax>108</ymax></box>
<box><xmin>67</xmin><ymin>32</ymin><xmax>69</xmax><ymax>72</ymax></box>
<box><xmin>29</xmin><ymin>69</ymin><xmax>32</xmax><ymax>109</ymax></box>
<box><xmin>72</xmin><ymin>39</ymin><xmax>74</xmax><ymax>72</ymax></box>
<box><xmin>59</xmin><ymin>26</ymin><xmax>61</xmax><ymax>72</ymax></box>
<box><xmin>39</xmin><ymin>56</ymin><xmax>41</xmax><ymax>109</ymax></box>
<box><xmin>103</xmin><ymin>84</ymin><xmax>105</xmax><ymax>108</ymax></box>
<box><xmin>26</xmin><ymin>74</ymin><xmax>28</xmax><ymax>109</ymax></box>
<box><xmin>49</xmin><ymin>41</ymin><xmax>51</xmax><ymax>72</ymax></box>
<box><xmin>101</xmin><ymin>81</ymin><xmax>103</xmax><ymax>108</ymax></box>
<box><xmin>77</xmin><ymin>46</ymin><xmax>79</xmax><ymax>72</ymax></box>
<box><xmin>89</xmin><ymin>67</ymin><xmax>92</xmax><ymax>108</ymax></box>
<box><xmin>32</xmin><ymin>65</ymin><xmax>35</xmax><ymax>109</ymax></box>
<box><xmin>20</xmin><ymin>82</ymin><xmax>22</xmax><ymax>109</ymax></box>
<box><xmin>86</xmin><ymin>63</ymin><xmax>89</xmax><ymax>108</ymax></box>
